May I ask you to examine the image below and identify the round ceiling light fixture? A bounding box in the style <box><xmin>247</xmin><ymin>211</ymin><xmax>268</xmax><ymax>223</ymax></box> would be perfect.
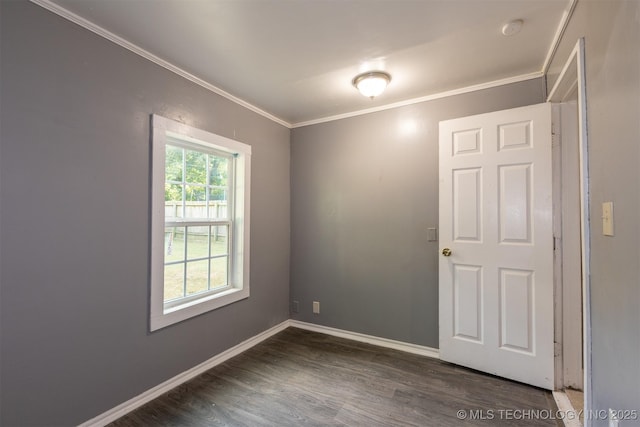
<box><xmin>352</xmin><ymin>71</ymin><xmax>392</xmax><ymax>99</ymax></box>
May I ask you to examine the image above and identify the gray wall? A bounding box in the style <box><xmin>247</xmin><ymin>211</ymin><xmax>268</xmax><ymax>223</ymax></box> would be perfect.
<box><xmin>0</xmin><ymin>2</ymin><xmax>290</xmax><ymax>425</ymax></box>
<box><xmin>290</xmin><ymin>79</ymin><xmax>545</xmax><ymax>347</ymax></box>
<box><xmin>547</xmin><ymin>1</ymin><xmax>640</xmax><ymax>421</ymax></box>
<box><xmin>5</xmin><ymin>0</ymin><xmax>638</xmax><ymax>425</ymax></box>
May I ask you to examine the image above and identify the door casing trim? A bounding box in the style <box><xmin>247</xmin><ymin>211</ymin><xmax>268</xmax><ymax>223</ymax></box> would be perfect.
<box><xmin>547</xmin><ymin>37</ymin><xmax>591</xmax><ymax>419</ymax></box>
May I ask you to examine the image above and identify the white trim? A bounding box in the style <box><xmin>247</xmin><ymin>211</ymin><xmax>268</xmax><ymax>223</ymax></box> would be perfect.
<box><xmin>551</xmin><ymin>103</ymin><xmax>564</xmax><ymax>390</ymax></box>
<box><xmin>29</xmin><ymin>0</ymin><xmax>291</xmax><ymax>129</ymax></box>
<box><xmin>289</xmin><ymin>320</ymin><xmax>440</xmax><ymax>359</ymax></box>
<box><xmin>78</xmin><ymin>321</ymin><xmax>290</xmax><ymax>427</ymax></box>
<box><xmin>29</xmin><ymin>0</ymin><xmax>552</xmax><ymax>130</ymax></box>
<box><xmin>552</xmin><ymin>390</ymin><xmax>582</xmax><ymax>427</ymax></box>
<box><xmin>547</xmin><ymin>38</ymin><xmax>591</xmax><ymax>425</ymax></box>
<box><xmin>554</xmin><ymin>100</ymin><xmax>584</xmax><ymax>390</ymax></box>
<box><xmin>542</xmin><ymin>0</ymin><xmax>579</xmax><ymax>74</ymax></box>
<box><xmin>292</xmin><ymin>72</ymin><xmax>543</xmax><ymax>128</ymax></box>
<box><xmin>150</xmin><ymin>114</ymin><xmax>252</xmax><ymax>331</ymax></box>
<box><xmin>78</xmin><ymin>320</ymin><xmax>440</xmax><ymax>425</ymax></box>
<box><xmin>548</xmin><ymin>39</ymin><xmax>581</xmax><ymax>103</ymax></box>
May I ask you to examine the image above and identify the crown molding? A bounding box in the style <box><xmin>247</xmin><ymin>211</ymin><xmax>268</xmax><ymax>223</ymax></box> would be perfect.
<box><xmin>292</xmin><ymin>72</ymin><xmax>544</xmax><ymax>128</ymax></box>
<box><xmin>29</xmin><ymin>0</ymin><xmax>292</xmax><ymax>129</ymax></box>
<box><xmin>542</xmin><ymin>0</ymin><xmax>579</xmax><ymax>74</ymax></box>
<box><xmin>30</xmin><ymin>0</ymin><xmax>567</xmax><ymax>130</ymax></box>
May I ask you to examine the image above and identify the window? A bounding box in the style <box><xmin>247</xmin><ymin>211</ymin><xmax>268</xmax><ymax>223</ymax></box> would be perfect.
<box><xmin>150</xmin><ymin>115</ymin><xmax>251</xmax><ymax>331</ymax></box>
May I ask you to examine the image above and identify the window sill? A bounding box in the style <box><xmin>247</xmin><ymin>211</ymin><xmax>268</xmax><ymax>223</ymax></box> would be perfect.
<box><xmin>150</xmin><ymin>286</ymin><xmax>249</xmax><ymax>331</ymax></box>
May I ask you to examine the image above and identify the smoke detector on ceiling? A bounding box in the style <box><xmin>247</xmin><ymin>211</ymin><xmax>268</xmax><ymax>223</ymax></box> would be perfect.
<box><xmin>502</xmin><ymin>19</ymin><xmax>524</xmax><ymax>36</ymax></box>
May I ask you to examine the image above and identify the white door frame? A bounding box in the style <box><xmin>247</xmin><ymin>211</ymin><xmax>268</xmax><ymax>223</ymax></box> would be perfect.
<box><xmin>547</xmin><ymin>38</ymin><xmax>591</xmax><ymax>417</ymax></box>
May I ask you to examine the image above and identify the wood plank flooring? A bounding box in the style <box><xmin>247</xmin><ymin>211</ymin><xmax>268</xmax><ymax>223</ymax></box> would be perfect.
<box><xmin>110</xmin><ymin>328</ymin><xmax>560</xmax><ymax>426</ymax></box>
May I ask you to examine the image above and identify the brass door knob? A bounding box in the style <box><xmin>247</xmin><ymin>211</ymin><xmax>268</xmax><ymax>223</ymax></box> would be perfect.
<box><xmin>442</xmin><ymin>248</ymin><xmax>452</xmax><ymax>257</ymax></box>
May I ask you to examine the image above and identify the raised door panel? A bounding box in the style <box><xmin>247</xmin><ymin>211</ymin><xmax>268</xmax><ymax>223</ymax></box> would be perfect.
<box><xmin>499</xmin><ymin>268</ymin><xmax>534</xmax><ymax>354</ymax></box>
<box><xmin>453</xmin><ymin>168</ymin><xmax>482</xmax><ymax>242</ymax></box>
<box><xmin>499</xmin><ymin>164</ymin><xmax>533</xmax><ymax>244</ymax></box>
<box><xmin>453</xmin><ymin>264</ymin><xmax>483</xmax><ymax>343</ymax></box>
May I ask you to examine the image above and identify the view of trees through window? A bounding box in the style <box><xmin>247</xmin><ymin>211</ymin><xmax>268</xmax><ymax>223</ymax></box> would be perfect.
<box><xmin>164</xmin><ymin>144</ymin><xmax>229</xmax><ymax>208</ymax></box>
<box><xmin>163</xmin><ymin>144</ymin><xmax>232</xmax><ymax>303</ymax></box>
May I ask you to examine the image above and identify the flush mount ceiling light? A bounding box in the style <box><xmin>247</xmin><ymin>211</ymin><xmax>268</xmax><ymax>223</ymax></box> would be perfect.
<box><xmin>352</xmin><ymin>71</ymin><xmax>392</xmax><ymax>99</ymax></box>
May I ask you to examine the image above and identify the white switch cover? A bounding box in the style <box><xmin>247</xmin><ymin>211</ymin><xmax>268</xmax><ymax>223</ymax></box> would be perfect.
<box><xmin>602</xmin><ymin>202</ymin><xmax>614</xmax><ymax>236</ymax></box>
<box><xmin>313</xmin><ymin>301</ymin><xmax>320</xmax><ymax>314</ymax></box>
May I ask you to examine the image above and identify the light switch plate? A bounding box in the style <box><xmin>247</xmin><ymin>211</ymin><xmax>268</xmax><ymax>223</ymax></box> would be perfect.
<box><xmin>602</xmin><ymin>202</ymin><xmax>614</xmax><ymax>236</ymax></box>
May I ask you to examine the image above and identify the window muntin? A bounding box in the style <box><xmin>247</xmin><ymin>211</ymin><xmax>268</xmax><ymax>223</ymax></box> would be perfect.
<box><xmin>150</xmin><ymin>115</ymin><xmax>251</xmax><ymax>331</ymax></box>
<box><xmin>163</xmin><ymin>142</ymin><xmax>233</xmax><ymax>307</ymax></box>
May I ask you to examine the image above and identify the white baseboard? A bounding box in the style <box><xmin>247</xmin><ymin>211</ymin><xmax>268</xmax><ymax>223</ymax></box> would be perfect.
<box><xmin>289</xmin><ymin>320</ymin><xmax>440</xmax><ymax>359</ymax></box>
<box><xmin>552</xmin><ymin>390</ymin><xmax>583</xmax><ymax>427</ymax></box>
<box><xmin>78</xmin><ymin>320</ymin><xmax>290</xmax><ymax>427</ymax></box>
<box><xmin>79</xmin><ymin>319</ymin><xmax>439</xmax><ymax>426</ymax></box>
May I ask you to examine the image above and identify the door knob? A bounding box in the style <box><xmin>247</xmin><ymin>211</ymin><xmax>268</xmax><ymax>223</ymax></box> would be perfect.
<box><xmin>442</xmin><ymin>248</ymin><xmax>452</xmax><ymax>257</ymax></box>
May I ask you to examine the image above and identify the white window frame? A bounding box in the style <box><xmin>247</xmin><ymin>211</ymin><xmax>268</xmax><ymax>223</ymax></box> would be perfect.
<box><xmin>150</xmin><ymin>115</ymin><xmax>251</xmax><ymax>331</ymax></box>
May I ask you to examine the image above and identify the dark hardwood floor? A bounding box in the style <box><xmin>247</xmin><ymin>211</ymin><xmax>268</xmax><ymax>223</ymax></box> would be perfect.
<box><xmin>110</xmin><ymin>328</ymin><xmax>560</xmax><ymax>426</ymax></box>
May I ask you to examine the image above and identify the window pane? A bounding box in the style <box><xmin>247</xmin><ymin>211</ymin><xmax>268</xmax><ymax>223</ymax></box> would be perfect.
<box><xmin>208</xmin><ymin>200</ymin><xmax>227</xmax><ymax>219</ymax></box>
<box><xmin>210</xmin><ymin>256</ymin><xmax>228</xmax><ymax>288</ymax></box>
<box><xmin>183</xmin><ymin>200</ymin><xmax>206</xmax><ymax>219</ymax></box>
<box><xmin>165</xmin><ymin>189</ymin><xmax>183</xmax><ymax>220</ymax></box>
<box><xmin>165</xmin><ymin>227</ymin><xmax>184</xmax><ymax>263</ymax></box>
<box><xmin>186</xmin><ymin>260</ymin><xmax>209</xmax><ymax>295</ymax></box>
<box><xmin>165</xmin><ymin>145</ymin><xmax>183</xmax><ymax>182</ymax></box>
<box><xmin>209</xmin><ymin>186</ymin><xmax>227</xmax><ymax>202</ymax></box>
<box><xmin>186</xmin><ymin>227</ymin><xmax>208</xmax><ymax>260</ymax></box>
<box><xmin>185</xmin><ymin>149</ymin><xmax>206</xmax><ymax>184</ymax></box>
<box><xmin>209</xmin><ymin>226</ymin><xmax>228</xmax><ymax>256</ymax></box>
<box><xmin>164</xmin><ymin>183</ymin><xmax>183</xmax><ymax>202</ymax></box>
<box><xmin>184</xmin><ymin>185</ymin><xmax>206</xmax><ymax>203</ymax></box>
<box><xmin>164</xmin><ymin>263</ymin><xmax>184</xmax><ymax>301</ymax></box>
<box><xmin>209</xmin><ymin>155</ymin><xmax>228</xmax><ymax>187</ymax></box>
<box><xmin>184</xmin><ymin>187</ymin><xmax>206</xmax><ymax>220</ymax></box>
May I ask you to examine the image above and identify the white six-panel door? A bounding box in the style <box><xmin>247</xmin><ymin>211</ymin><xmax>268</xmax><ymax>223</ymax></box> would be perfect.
<box><xmin>438</xmin><ymin>103</ymin><xmax>554</xmax><ymax>390</ymax></box>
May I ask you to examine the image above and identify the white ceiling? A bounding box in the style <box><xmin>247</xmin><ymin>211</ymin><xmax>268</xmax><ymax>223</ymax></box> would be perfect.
<box><xmin>45</xmin><ymin>0</ymin><xmax>571</xmax><ymax>127</ymax></box>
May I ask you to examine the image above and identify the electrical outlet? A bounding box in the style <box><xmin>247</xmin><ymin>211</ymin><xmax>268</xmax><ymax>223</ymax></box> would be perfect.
<box><xmin>292</xmin><ymin>300</ymin><xmax>299</xmax><ymax>313</ymax></box>
<box><xmin>313</xmin><ymin>301</ymin><xmax>320</xmax><ymax>314</ymax></box>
